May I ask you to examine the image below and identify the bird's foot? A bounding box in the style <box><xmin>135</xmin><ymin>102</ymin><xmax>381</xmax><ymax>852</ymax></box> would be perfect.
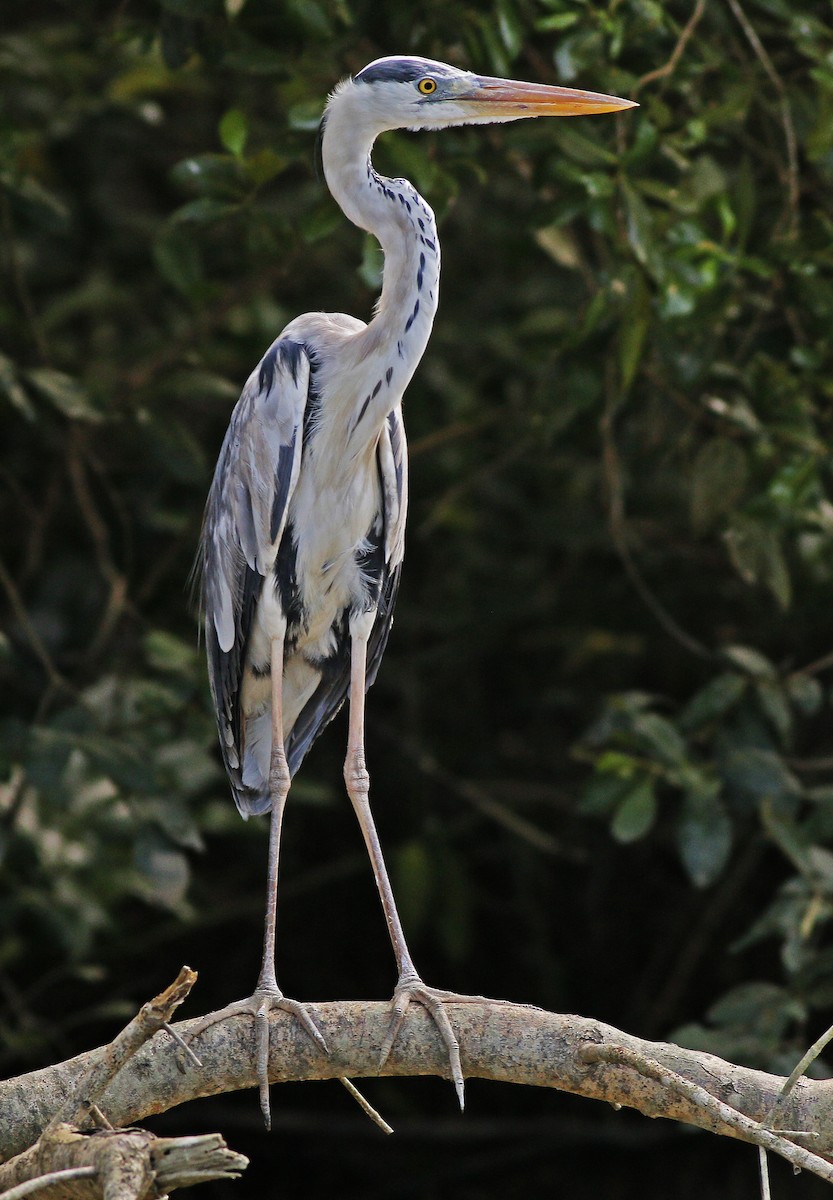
<box><xmin>379</xmin><ymin>973</ymin><xmax>494</xmax><ymax>1112</ymax></box>
<box><xmin>180</xmin><ymin>989</ymin><xmax>328</xmax><ymax>1129</ymax></box>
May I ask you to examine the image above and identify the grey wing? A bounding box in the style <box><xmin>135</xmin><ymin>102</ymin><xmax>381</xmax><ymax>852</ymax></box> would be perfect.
<box><xmin>368</xmin><ymin>404</ymin><xmax>407</xmax><ymax>685</ymax></box>
<box><xmin>284</xmin><ymin>404</ymin><xmax>408</xmax><ymax>774</ymax></box>
<box><xmin>200</xmin><ymin>337</ymin><xmax>310</xmax><ymax>815</ymax></box>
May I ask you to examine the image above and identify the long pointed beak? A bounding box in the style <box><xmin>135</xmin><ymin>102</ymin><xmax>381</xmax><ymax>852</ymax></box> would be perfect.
<box><xmin>457</xmin><ymin>75</ymin><xmax>637</xmax><ymax>117</ymax></box>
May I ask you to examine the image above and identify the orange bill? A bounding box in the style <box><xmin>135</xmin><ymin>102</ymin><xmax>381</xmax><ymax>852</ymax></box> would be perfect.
<box><xmin>458</xmin><ymin>75</ymin><xmax>637</xmax><ymax>116</ymax></box>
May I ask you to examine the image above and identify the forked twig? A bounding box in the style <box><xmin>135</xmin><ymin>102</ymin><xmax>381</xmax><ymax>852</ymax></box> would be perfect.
<box><xmin>46</xmin><ymin>966</ymin><xmax>198</xmax><ymax>1131</ymax></box>
<box><xmin>581</xmin><ymin>1042</ymin><xmax>833</xmax><ymax>1183</ymax></box>
<box><xmin>633</xmin><ymin>0</ymin><xmax>708</xmax><ymax>96</ymax></box>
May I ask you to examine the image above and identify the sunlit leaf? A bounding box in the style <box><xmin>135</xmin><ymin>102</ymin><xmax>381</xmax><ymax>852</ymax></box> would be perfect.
<box><xmin>218</xmin><ymin>107</ymin><xmax>248</xmax><ymax>157</ymax></box>
<box><xmin>611</xmin><ymin>777</ymin><xmax>657</xmax><ymax>843</ymax></box>
<box><xmin>722</xmin><ymin>645</ymin><xmax>777</xmax><ymax>677</ymax></box>
<box><xmin>25</xmin><ymin>369</ymin><xmax>104</xmax><ymax>422</ymax></box>
<box><xmin>0</xmin><ymin>353</ymin><xmax>35</xmax><ymax>420</ymax></box>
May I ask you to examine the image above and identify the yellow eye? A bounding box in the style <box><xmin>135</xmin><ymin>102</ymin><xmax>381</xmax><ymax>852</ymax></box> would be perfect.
<box><xmin>417</xmin><ymin>77</ymin><xmax>437</xmax><ymax>95</ymax></box>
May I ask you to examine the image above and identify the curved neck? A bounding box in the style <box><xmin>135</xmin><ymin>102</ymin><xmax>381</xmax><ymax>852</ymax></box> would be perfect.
<box><xmin>320</xmin><ymin>97</ymin><xmax>441</xmax><ymax>387</ymax></box>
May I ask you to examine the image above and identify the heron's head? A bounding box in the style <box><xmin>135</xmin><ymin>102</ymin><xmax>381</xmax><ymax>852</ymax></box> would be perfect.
<box><xmin>326</xmin><ymin>55</ymin><xmax>636</xmax><ymax>136</ymax></box>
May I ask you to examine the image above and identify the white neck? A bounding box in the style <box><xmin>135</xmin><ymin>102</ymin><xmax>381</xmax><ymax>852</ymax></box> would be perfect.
<box><xmin>319</xmin><ymin>90</ymin><xmax>441</xmax><ymax>399</ymax></box>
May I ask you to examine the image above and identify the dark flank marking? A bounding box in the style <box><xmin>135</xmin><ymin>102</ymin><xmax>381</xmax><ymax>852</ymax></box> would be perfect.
<box><xmin>418</xmin><ymin>218</ymin><xmax>425</xmax><ymax>231</ymax></box>
<box><xmin>387</xmin><ymin>410</ymin><xmax>404</xmax><ymax>493</ymax></box>
<box><xmin>417</xmin><ymin>251</ymin><xmax>425</xmax><ymax>291</ymax></box>
<box><xmin>355</xmin><ymin>394</ymin><xmax>371</xmax><ymax>429</ymax></box>
<box><xmin>372</xmin><ymin>379</ymin><xmax>382</xmax><ymax>398</ymax></box>
<box><xmin>397</xmin><ymin>340</ymin><xmax>404</xmax><ymax>357</ymax></box>
<box><xmin>270</xmin><ymin>435</ymin><xmax>296</xmax><ymax>540</ymax></box>
<box><xmin>424</xmin><ymin>237</ymin><xmax>436</xmax><ymax>251</ymax></box>
<box><xmin>404</xmin><ymin>298</ymin><xmax>420</xmax><ymax>332</ymax></box>
<box><xmin>385</xmin><ymin>367</ymin><xmax>393</xmax><ymax>385</ymax></box>
<box><xmin>274</xmin><ymin>523</ymin><xmax>305</xmax><ymax>629</ymax></box>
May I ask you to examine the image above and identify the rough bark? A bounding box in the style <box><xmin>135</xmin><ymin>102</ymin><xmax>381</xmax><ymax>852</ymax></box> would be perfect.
<box><xmin>3</xmin><ymin>991</ymin><xmax>833</xmax><ymax>1182</ymax></box>
<box><xmin>0</xmin><ymin>1126</ymin><xmax>246</xmax><ymax>1200</ymax></box>
<box><xmin>0</xmin><ymin>970</ymin><xmax>247</xmax><ymax>1200</ymax></box>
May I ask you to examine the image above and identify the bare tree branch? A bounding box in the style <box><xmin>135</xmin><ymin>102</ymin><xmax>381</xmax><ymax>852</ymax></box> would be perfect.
<box><xmin>581</xmin><ymin>1042</ymin><xmax>833</xmax><ymax>1184</ymax></box>
<box><xmin>4</xmin><ymin>995</ymin><xmax>833</xmax><ymax>1178</ymax></box>
<box><xmin>0</xmin><ymin>971</ymin><xmax>245</xmax><ymax>1200</ymax></box>
<box><xmin>45</xmin><ymin>967</ymin><xmax>198</xmax><ymax>1132</ymax></box>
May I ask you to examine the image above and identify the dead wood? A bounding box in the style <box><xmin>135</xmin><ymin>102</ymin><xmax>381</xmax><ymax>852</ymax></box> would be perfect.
<box><xmin>0</xmin><ymin>971</ymin><xmax>247</xmax><ymax>1200</ymax></box>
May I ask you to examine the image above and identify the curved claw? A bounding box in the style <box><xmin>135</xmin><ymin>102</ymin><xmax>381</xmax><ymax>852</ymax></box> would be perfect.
<box><xmin>380</xmin><ymin>978</ymin><xmax>466</xmax><ymax>1111</ymax></box>
<box><xmin>379</xmin><ymin>990</ymin><xmax>412</xmax><ymax>1068</ymax></box>
<box><xmin>177</xmin><ymin>991</ymin><xmax>328</xmax><ymax>1129</ymax></box>
<box><xmin>282</xmin><ymin>997</ymin><xmax>330</xmax><ymax>1053</ymax></box>
<box><xmin>253</xmin><ymin>993</ymin><xmax>329</xmax><ymax>1129</ymax></box>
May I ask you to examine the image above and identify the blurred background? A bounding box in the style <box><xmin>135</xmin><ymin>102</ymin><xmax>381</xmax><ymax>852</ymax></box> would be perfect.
<box><xmin>3</xmin><ymin>0</ymin><xmax>833</xmax><ymax>1195</ymax></box>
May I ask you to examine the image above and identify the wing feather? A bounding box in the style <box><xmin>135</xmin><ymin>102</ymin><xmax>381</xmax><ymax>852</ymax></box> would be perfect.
<box><xmin>200</xmin><ymin>337</ymin><xmax>309</xmax><ymax>813</ymax></box>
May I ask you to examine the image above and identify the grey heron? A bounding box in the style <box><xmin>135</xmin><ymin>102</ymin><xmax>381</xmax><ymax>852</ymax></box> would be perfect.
<box><xmin>192</xmin><ymin>55</ymin><xmax>635</xmax><ymax>1125</ymax></box>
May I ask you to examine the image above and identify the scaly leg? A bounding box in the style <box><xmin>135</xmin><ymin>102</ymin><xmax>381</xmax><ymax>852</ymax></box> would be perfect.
<box><xmin>184</xmin><ymin>634</ymin><xmax>327</xmax><ymax>1129</ymax></box>
<box><xmin>344</xmin><ymin>622</ymin><xmax>481</xmax><ymax>1110</ymax></box>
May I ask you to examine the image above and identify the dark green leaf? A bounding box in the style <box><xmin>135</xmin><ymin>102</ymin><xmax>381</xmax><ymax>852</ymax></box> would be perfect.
<box><xmin>679</xmin><ymin>672</ymin><xmax>746</xmax><ymax>731</ymax></box>
<box><xmin>678</xmin><ymin>783</ymin><xmax>732</xmax><ymax>887</ymax></box>
<box><xmin>786</xmin><ymin>674</ymin><xmax>823</xmax><ymax>716</ymax></box>
<box><xmin>723</xmin><ymin>748</ymin><xmax>802</xmax><ymax>804</ymax></box>
<box><xmin>133</xmin><ymin>827</ymin><xmax>190</xmax><ymax>911</ymax></box>
<box><xmin>690</xmin><ymin>438</ymin><xmax>748</xmax><ymax>535</ymax></box>
<box><xmin>725</xmin><ymin>515</ymin><xmax>791</xmax><ymax>609</ymax></box>
<box><xmin>170</xmin><ymin>197</ymin><xmax>241</xmax><ymax>224</ymax></box>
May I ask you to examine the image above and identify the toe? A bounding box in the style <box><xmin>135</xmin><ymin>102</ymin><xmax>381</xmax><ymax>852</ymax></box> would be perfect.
<box><xmin>379</xmin><ymin>991</ymin><xmax>412</xmax><ymax>1067</ymax></box>
<box><xmin>255</xmin><ymin>1008</ymin><xmax>272</xmax><ymax>1130</ymax></box>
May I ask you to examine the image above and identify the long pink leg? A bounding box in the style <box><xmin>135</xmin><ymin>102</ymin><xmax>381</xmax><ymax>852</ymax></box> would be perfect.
<box><xmin>343</xmin><ymin>623</ymin><xmax>466</xmax><ymax>1108</ymax></box>
<box><xmin>184</xmin><ymin>633</ymin><xmax>327</xmax><ymax>1130</ymax></box>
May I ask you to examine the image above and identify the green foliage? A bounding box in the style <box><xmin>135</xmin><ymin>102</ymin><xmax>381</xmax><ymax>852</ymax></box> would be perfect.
<box><xmin>3</xmin><ymin>0</ymin><xmax>833</xmax><ymax>1151</ymax></box>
